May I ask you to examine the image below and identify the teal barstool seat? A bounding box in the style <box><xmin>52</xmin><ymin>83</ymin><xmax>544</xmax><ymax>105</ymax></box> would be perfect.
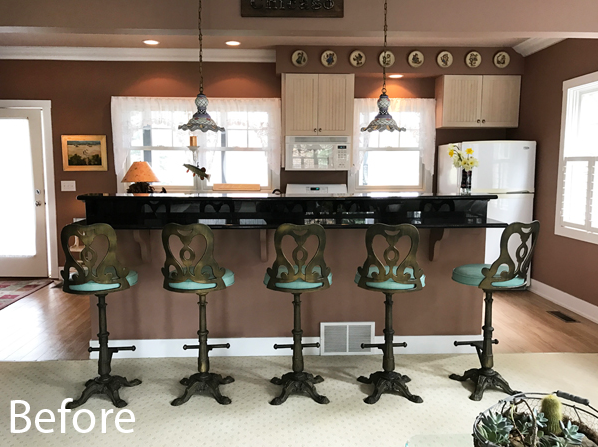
<box><xmin>449</xmin><ymin>221</ymin><xmax>540</xmax><ymax>401</ymax></box>
<box><xmin>162</xmin><ymin>223</ymin><xmax>234</xmax><ymax>406</ymax></box>
<box><xmin>265</xmin><ymin>223</ymin><xmax>331</xmax><ymax>405</ymax></box>
<box><xmin>60</xmin><ymin>223</ymin><xmax>142</xmax><ymax>409</ymax></box>
<box><xmin>355</xmin><ymin>223</ymin><xmax>425</xmax><ymax>405</ymax></box>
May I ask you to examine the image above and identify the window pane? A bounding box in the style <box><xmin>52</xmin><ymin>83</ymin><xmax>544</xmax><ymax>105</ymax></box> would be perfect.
<box><xmin>359</xmin><ymin>151</ymin><xmax>421</xmax><ymax>187</ymax></box>
<box><xmin>577</xmin><ymin>89</ymin><xmax>598</xmax><ymax>156</ymax></box>
<box><xmin>222</xmin><ymin>151</ymin><xmax>269</xmax><ymax>186</ymax></box>
<box><xmin>227</xmin><ymin>111</ymin><xmax>248</xmax><ymax>129</ymax></box>
<box><xmin>227</xmin><ymin>129</ymin><xmax>248</xmax><ymax>148</ymax></box>
<box><xmin>562</xmin><ymin>160</ymin><xmax>588</xmax><ymax>225</ymax></box>
<box><xmin>149</xmin><ymin>150</ymin><xmax>193</xmax><ymax>186</ymax></box>
<box><xmin>248</xmin><ymin>111</ymin><xmax>269</xmax><ymax>129</ymax></box>
<box><xmin>151</xmin><ymin>128</ymin><xmax>172</xmax><ymax>147</ymax></box>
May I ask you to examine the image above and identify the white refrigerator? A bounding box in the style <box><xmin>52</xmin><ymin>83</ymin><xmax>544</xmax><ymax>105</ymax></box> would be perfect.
<box><xmin>437</xmin><ymin>140</ymin><xmax>536</xmax><ymax>264</ymax></box>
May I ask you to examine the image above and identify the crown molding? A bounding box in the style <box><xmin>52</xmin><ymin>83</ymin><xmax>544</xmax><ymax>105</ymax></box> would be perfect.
<box><xmin>0</xmin><ymin>46</ymin><xmax>276</xmax><ymax>63</ymax></box>
<box><xmin>513</xmin><ymin>37</ymin><xmax>565</xmax><ymax>57</ymax></box>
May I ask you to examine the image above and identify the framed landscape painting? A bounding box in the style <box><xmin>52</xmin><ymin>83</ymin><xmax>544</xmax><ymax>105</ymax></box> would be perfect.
<box><xmin>61</xmin><ymin>135</ymin><xmax>107</xmax><ymax>171</ymax></box>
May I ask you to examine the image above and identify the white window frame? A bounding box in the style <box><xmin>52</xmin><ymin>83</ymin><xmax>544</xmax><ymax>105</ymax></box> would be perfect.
<box><xmin>555</xmin><ymin>70</ymin><xmax>598</xmax><ymax>244</ymax></box>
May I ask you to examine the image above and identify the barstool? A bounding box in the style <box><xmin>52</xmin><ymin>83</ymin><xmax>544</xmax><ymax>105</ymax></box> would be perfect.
<box><xmin>354</xmin><ymin>223</ymin><xmax>425</xmax><ymax>404</ymax></box>
<box><xmin>449</xmin><ymin>221</ymin><xmax>540</xmax><ymax>400</ymax></box>
<box><xmin>162</xmin><ymin>223</ymin><xmax>235</xmax><ymax>406</ymax></box>
<box><xmin>264</xmin><ymin>223</ymin><xmax>331</xmax><ymax>405</ymax></box>
<box><xmin>60</xmin><ymin>223</ymin><xmax>141</xmax><ymax>409</ymax></box>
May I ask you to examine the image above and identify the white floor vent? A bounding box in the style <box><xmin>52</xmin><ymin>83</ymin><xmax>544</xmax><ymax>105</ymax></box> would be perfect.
<box><xmin>320</xmin><ymin>322</ymin><xmax>375</xmax><ymax>355</ymax></box>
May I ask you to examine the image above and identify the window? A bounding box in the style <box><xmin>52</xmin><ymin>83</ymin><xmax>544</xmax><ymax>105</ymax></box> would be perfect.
<box><xmin>351</xmin><ymin>98</ymin><xmax>435</xmax><ymax>193</ymax></box>
<box><xmin>111</xmin><ymin>97</ymin><xmax>281</xmax><ymax>193</ymax></box>
<box><xmin>556</xmin><ymin>71</ymin><xmax>598</xmax><ymax>244</ymax></box>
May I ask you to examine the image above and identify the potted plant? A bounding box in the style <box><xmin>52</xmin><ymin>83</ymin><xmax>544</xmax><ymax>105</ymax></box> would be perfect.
<box><xmin>473</xmin><ymin>392</ymin><xmax>598</xmax><ymax>447</ymax></box>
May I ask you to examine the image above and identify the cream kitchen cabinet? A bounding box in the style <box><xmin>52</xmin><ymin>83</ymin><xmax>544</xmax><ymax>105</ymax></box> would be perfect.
<box><xmin>283</xmin><ymin>73</ymin><xmax>354</xmax><ymax>136</ymax></box>
<box><xmin>435</xmin><ymin>75</ymin><xmax>521</xmax><ymax>128</ymax></box>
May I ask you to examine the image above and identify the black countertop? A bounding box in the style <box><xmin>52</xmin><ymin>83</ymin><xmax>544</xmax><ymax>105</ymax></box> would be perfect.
<box><xmin>78</xmin><ymin>193</ymin><xmax>505</xmax><ymax>230</ymax></box>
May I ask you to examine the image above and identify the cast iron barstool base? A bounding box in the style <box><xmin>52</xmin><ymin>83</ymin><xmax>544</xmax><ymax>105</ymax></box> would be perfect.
<box><xmin>171</xmin><ymin>293</ymin><xmax>233</xmax><ymax>406</ymax></box>
<box><xmin>67</xmin><ymin>294</ymin><xmax>141</xmax><ymax>409</ymax></box>
<box><xmin>449</xmin><ymin>291</ymin><xmax>519</xmax><ymax>401</ymax></box>
<box><xmin>270</xmin><ymin>293</ymin><xmax>329</xmax><ymax>405</ymax></box>
<box><xmin>358</xmin><ymin>293</ymin><xmax>423</xmax><ymax>405</ymax></box>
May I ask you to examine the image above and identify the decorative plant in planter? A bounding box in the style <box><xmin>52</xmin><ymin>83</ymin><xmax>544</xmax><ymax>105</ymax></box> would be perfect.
<box><xmin>473</xmin><ymin>392</ymin><xmax>598</xmax><ymax>447</ymax></box>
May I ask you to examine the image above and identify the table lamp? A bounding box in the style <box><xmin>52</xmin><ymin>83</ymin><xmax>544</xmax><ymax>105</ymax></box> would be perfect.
<box><xmin>121</xmin><ymin>161</ymin><xmax>159</xmax><ymax>193</ymax></box>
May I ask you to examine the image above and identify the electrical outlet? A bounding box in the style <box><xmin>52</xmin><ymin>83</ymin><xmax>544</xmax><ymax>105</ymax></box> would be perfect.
<box><xmin>61</xmin><ymin>181</ymin><xmax>76</xmax><ymax>192</ymax></box>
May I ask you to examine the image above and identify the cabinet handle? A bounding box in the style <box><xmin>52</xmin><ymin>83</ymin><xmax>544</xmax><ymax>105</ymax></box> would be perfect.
<box><xmin>318</xmin><ymin>128</ymin><xmax>322</xmax><ymax>132</ymax></box>
<box><xmin>314</xmin><ymin>128</ymin><xmax>317</xmax><ymax>133</ymax></box>
<box><xmin>482</xmin><ymin>119</ymin><xmax>486</xmax><ymax>123</ymax></box>
<box><xmin>476</xmin><ymin>119</ymin><xmax>481</xmax><ymax>123</ymax></box>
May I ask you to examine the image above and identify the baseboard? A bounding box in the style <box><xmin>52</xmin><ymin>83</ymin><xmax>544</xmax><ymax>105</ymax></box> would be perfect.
<box><xmin>530</xmin><ymin>280</ymin><xmax>598</xmax><ymax>325</ymax></box>
<box><xmin>89</xmin><ymin>334</ymin><xmax>481</xmax><ymax>359</ymax></box>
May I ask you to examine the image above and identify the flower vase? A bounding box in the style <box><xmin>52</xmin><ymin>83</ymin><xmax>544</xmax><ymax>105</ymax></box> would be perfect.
<box><xmin>460</xmin><ymin>169</ymin><xmax>472</xmax><ymax>195</ymax></box>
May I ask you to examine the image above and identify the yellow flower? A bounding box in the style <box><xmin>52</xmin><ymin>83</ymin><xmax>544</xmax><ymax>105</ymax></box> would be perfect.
<box><xmin>448</xmin><ymin>149</ymin><xmax>455</xmax><ymax>157</ymax></box>
<box><xmin>465</xmin><ymin>148</ymin><xmax>474</xmax><ymax>155</ymax></box>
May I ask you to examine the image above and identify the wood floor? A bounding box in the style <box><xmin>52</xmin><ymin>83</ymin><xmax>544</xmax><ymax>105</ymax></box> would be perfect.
<box><xmin>0</xmin><ymin>283</ymin><xmax>596</xmax><ymax>361</ymax></box>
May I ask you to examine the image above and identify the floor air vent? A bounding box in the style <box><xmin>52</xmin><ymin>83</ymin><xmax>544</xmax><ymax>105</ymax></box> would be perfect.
<box><xmin>320</xmin><ymin>322</ymin><xmax>375</xmax><ymax>355</ymax></box>
<box><xmin>547</xmin><ymin>310</ymin><xmax>579</xmax><ymax>323</ymax></box>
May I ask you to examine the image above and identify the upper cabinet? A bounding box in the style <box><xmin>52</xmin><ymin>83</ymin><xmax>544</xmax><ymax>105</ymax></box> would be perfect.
<box><xmin>435</xmin><ymin>75</ymin><xmax>521</xmax><ymax>128</ymax></box>
<box><xmin>283</xmin><ymin>73</ymin><xmax>355</xmax><ymax>136</ymax></box>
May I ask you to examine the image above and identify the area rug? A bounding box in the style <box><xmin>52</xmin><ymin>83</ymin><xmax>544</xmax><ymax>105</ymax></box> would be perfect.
<box><xmin>0</xmin><ymin>279</ymin><xmax>53</xmax><ymax>310</ymax></box>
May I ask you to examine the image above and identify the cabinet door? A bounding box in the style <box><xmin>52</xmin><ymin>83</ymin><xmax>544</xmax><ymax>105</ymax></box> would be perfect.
<box><xmin>436</xmin><ymin>75</ymin><xmax>483</xmax><ymax>128</ymax></box>
<box><xmin>317</xmin><ymin>74</ymin><xmax>355</xmax><ymax>135</ymax></box>
<box><xmin>284</xmin><ymin>74</ymin><xmax>319</xmax><ymax>135</ymax></box>
<box><xmin>480</xmin><ymin>75</ymin><xmax>521</xmax><ymax>127</ymax></box>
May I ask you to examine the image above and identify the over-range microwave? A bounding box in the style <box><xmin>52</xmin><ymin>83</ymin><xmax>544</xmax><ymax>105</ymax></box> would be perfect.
<box><xmin>285</xmin><ymin>136</ymin><xmax>351</xmax><ymax>171</ymax></box>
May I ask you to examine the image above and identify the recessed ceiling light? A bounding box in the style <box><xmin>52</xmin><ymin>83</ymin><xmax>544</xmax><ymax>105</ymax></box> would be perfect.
<box><xmin>143</xmin><ymin>40</ymin><xmax>160</xmax><ymax>45</ymax></box>
<box><xmin>226</xmin><ymin>41</ymin><xmax>241</xmax><ymax>46</ymax></box>
<box><xmin>389</xmin><ymin>74</ymin><xmax>404</xmax><ymax>78</ymax></box>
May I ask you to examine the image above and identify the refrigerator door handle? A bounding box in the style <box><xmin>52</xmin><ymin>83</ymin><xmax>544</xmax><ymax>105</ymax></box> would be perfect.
<box><xmin>505</xmin><ymin>190</ymin><xmax>533</xmax><ymax>194</ymax></box>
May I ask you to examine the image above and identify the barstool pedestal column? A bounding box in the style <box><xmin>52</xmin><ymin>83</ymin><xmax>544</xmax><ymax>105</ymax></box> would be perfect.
<box><xmin>67</xmin><ymin>294</ymin><xmax>141</xmax><ymax>409</ymax></box>
<box><xmin>171</xmin><ymin>293</ymin><xmax>234</xmax><ymax>406</ymax></box>
<box><xmin>449</xmin><ymin>291</ymin><xmax>519</xmax><ymax>401</ymax></box>
<box><xmin>358</xmin><ymin>293</ymin><xmax>423</xmax><ymax>404</ymax></box>
<box><xmin>270</xmin><ymin>293</ymin><xmax>329</xmax><ymax>405</ymax></box>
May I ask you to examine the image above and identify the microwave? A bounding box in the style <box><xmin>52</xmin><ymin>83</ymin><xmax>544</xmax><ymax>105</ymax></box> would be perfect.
<box><xmin>285</xmin><ymin>136</ymin><xmax>351</xmax><ymax>171</ymax></box>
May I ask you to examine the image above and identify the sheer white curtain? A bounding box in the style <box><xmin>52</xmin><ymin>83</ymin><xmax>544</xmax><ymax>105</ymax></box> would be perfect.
<box><xmin>111</xmin><ymin>96</ymin><xmax>281</xmax><ymax>192</ymax></box>
<box><xmin>352</xmin><ymin>97</ymin><xmax>436</xmax><ymax>176</ymax></box>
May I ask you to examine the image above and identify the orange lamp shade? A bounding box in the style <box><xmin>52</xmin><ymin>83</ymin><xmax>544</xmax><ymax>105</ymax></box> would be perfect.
<box><xmin>121</xmin><ymin>161</ymin><xmax>159</xmax><ymax>183</ymax></box>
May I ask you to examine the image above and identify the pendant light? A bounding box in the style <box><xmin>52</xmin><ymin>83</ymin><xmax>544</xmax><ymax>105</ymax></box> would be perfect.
<box><xmin>361</xmin><ymin>0</ymin><xmax>405</xmax><ymax>133</ymax></box>
<box><xmin>179</xmin><ymin>0</ymin><xmax>224</xmax><ymax>133</ymax></box>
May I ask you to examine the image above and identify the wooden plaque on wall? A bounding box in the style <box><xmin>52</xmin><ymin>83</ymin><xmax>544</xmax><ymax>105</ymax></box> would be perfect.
<box><xmin>241</xmin><ymin>0</ymin><xmax>344</xmax><ymax>18</ymax></box>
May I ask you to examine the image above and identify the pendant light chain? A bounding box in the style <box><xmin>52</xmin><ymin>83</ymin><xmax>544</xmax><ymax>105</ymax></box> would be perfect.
<box><xmin>198</xmin><ymin>0</ymin><xmax>203</xmax><ymax>94</ymax></box>
<box><xmin>382</xmin><ymin>0</ymin><xmax>388</xmax><ymax>94</ymax></box>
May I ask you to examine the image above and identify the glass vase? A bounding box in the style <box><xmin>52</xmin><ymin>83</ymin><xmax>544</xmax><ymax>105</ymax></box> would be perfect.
<box><xmin>460</xmin><ymin>169</ymin><xmax>472</xmax><ymax>195</ymax></box>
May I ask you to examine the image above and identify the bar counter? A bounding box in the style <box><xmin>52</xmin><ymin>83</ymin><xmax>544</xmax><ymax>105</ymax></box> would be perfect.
<box><xmin>77</xmin><ymin>193</ymin><xmax>504</xmax><ymax>351</ymax></box>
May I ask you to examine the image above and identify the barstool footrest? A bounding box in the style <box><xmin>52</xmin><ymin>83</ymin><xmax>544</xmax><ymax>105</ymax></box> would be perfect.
<box><xmin>273</xmin><ymin>343</ymin><xmax>292</xmax><ymax>350</ymax></box>
<box><xmin>87</xmin><ymin>345</ymin><xmax>136</xmax><ymax>353</ymax></box>
<box><xmin>302</xmin><ymin>342</ymin><xmax>320</xmax><ymax>349</ymax></box>
<box><xmin>453</xmin><ymin>339</ymin><xmax>498</xmax><ymax>348</ymax></box>
<box><xmin>183</xmin><ymin>344</ymin><xmax>199</xmax><ymax>350</ymax></box>
<box><xmin>208</xmin><ymin>343</ymin><xmax>230</xmax><ymax>350</ymax></box>
<box><xmin>362</xmin><ymin>342</ymin><xmax>407</xmax><ymax>350</ymax></box>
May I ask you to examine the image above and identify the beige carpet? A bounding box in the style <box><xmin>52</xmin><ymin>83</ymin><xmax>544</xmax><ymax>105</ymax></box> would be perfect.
<box><xmin>1</xmin><ymin>353</ymin><xmax>597</xmax><ymax>446</ymax></box>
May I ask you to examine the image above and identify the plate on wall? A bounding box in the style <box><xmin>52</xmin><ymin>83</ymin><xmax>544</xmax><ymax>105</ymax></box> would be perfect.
<box><xmin>350</xmin><ymin>50</ymin><xmax>366</xmax><ymax>67</ymax></box>
<box><xmin>321</xmin><ymin>50</ymin><xmax>337</xmax><ymax>67</ymax></box>
<box><xmin>407</xmin><ymin>50</ymin><xmax>424</xmax><ymax>68</ymax></box>
<box><xmin>291</xmin><ymin>50</ymin><xmax>308</xmax><ymax>67</ymax></box>
<box><xmin>436</xmin><ymin>50</ymin><xmax>453</xmax><ymax>68</ymax></box>
<box><xmin>465</xmin><ymin>51</ymin><xmax>482</xmax><ymax>68</ymax></box>
<box><xmin>493</xmin><ymin>51</ymin><xmax>510</xmax><ymax>68</ymax></box>
<box><xmin>378</xmin><ymin>50</ymin><xmax>395</xmax><ymax>68</ymax></box>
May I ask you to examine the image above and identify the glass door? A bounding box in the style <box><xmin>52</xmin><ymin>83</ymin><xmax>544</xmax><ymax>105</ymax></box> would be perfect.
<box><xmin>0</xmin><ymin>109</ymin><xmax>47</xmax><ymax>277</ymax></box>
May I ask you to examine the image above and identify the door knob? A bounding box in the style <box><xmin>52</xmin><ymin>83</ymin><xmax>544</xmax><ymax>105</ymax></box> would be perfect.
<box><xmin>313</xmin><ymin>128</ymin><xmax>317</xmax><ymax>133</ymax></box>
<box><xmin>482</xmin><ymin>119</ymin><xmax>486</xmax><ymax>123</ymax></box>
<box><xmin>476</xmin><ymin>119</ymin><xmax>481</xmax><ymax>123</ymax></box>
<box><xmin>318</xmin><ymin>128</ymin><xmax>322</xmax><ymax>132</ymax></box>
<box><xmin>35</xmin><ymin>201</ymin><xmax>42</xmax><ymax>207</ymax></box>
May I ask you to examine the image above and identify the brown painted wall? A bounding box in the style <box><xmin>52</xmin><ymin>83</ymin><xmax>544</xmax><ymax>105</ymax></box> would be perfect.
<box><xmin>508</xmin><ymin>39</ymin><xmax>598</xmax><ymax>307</ymax></box>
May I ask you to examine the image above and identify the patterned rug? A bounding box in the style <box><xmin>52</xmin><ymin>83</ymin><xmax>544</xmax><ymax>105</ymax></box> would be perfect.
<box><xmin>0</xmin><ymin>279</ymin><xmax>53</xmax><ymax>311</ymax></box>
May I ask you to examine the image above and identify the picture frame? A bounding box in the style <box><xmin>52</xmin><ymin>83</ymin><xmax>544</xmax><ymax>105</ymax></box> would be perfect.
<box><xmin>61</xmin><ymin>135</ymin><xmax>107</xmax><ymax>171</ymax></box>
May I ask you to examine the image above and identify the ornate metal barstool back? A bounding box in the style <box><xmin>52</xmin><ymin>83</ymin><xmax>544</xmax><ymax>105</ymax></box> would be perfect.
<box><xmin>449</xmin><ymin>221</ymin><xmax>540</xmax><ymax>400</ymax></box>
<box><xmin>264</xmin><ymin>223</ymin><xmax>331</xmax><ymax>405</ymax></box>
<box><xmin>354</xmin><ymin>223</ymin><xmax>425</xmax><ymax>404</ymax></box>
<box><xmin>60</xmin><ymin>223</ymin><xmax>141</xmax><ymax>409</ymax></box>
<box><xmin>162</xmin><ymin>222</ymin><xmax>235</xmax><ymax>406</ymax></box>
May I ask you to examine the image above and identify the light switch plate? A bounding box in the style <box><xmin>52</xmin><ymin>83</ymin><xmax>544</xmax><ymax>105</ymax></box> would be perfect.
<box><xmin>61</xmin><ymin>180</ymin><xmax>76</xmax><ymax>192</ymax></box>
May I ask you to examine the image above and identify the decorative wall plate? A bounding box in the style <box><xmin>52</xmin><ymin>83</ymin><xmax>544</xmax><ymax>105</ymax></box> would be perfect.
<box><xmin>350</xmin><ymin>50</ymin><xmax>366</xmax><ymax>67</ymax></box>
<box><xmin>321</xmin><ymin>50</ymin><xmax>337</xmax><ymax>67</ymax></box>
<box><xmin>465</xmin><ymin>51</ymin><xmax>482</xmax><ymax>68</ymax></box>
<box><xmin>407</xmin><ymin>50</ymin><xmax>424</xmax><ymax>68</ymax></box>
<box><xmin>436</xmin><ymin>50</ymin><xmax>453</xmax><ymax>68</ymax></box>
<box><xmin>493</xmin><ymin>51</ymin><xmax>510</xmax><ymax>68</ymax></box>
<box><xmin>378</xmin><ymin>50</ymin><xmax>395</xmax><ymax>68</ymax></box>
<box><xmin>291</xmin><ymin>50</ymin><xmax>308</xmax><ymax>67</ymax></box>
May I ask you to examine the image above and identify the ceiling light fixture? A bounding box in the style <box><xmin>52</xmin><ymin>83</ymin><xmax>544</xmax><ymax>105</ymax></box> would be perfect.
<box><xmin>389</xmin><ymin>74</ymin><xmax>404</xmax><ymax>78</ymax></box>
<box><xmin>179</xmin><ymin>0</ymin><xmax>224</xmax><ymax>133</ymax></box>
<box><xmin>225</xmin><ymin>41</ymin><xmax>241</xmax><ymax>46</ymax></box>
<box><xmin>361</xmin><ymin>0</ymin><xmax>405</xmax><ymax>133</ymax></box>
<box><xmin>143</xmin><ymin>40</ymin><xmax>160</xmax><ymax>45</ymax></box>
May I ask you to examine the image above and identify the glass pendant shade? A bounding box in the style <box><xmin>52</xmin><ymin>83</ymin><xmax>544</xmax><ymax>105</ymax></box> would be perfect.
<box><xmin>361</xmin><ymin>93</ymin><xmax>405</xmax><ymax>132</ymax></box>
<box><xmin>179</xmin><ymin>93</ymin><xmax>224</xmax><ymax>132</ymax></box>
